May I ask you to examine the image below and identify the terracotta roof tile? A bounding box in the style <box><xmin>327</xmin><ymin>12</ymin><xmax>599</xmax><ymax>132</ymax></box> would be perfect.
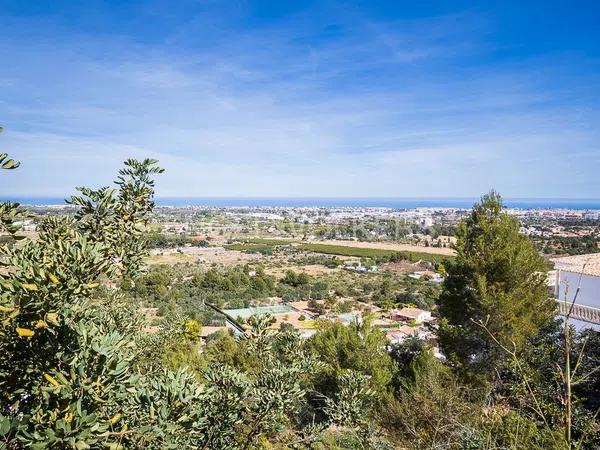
<box><xmin>552</xmin><ymin>254</ymin><xmax>600</xmax><ymax>277</ymax></box>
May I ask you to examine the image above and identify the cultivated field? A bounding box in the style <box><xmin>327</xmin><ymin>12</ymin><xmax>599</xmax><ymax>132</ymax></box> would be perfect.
<box><xmin>295</xmin><ymin>243</ymin><xmax>453</xmax><ymax>264</ymax></box>
<box><xmin>308</xmin><ymin>239</ymin><xmax>455</xmax><ymax>256</ymax></box>
<box><xmin>147</xmin><ymin>246</ymin><xmax>261</xmax><ymax>266</ymax></box>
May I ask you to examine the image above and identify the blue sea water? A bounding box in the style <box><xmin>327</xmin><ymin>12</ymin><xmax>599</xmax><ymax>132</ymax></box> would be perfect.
<box><xmin>4</xmin><ymin>196</ymin><xmax>600</xmax><ymax>209</ymax></box>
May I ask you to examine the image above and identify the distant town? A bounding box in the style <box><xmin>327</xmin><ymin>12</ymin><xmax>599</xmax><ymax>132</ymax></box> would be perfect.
<box><xmin>12</xmin><ymin>202</ymin><xmax>600</xmax><ymax>345</ymax></box>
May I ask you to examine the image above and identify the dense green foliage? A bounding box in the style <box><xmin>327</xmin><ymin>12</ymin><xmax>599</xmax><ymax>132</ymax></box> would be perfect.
<box><xmin>310</xmin><ymin>317</ymin><xmax>395</xmax><ymax>399</ymax></box>
<box><xmin>0</xmin><ymin>158</ymin><xmax>329</xmax><ymax>449</ymax></box>
<box><xmin>297</xmin><ymin>243</ymin><xmax>452</xmax><ymax>264</ymax></box>
<box><xmin>0</xmin><ymin>158</ymin><xmax>176</xmax><ymax>448</ymax></box>
<box><xmin>536</xmin><ymin>235</ymin><xmax>599</xmax><ymax>256</ymax></box>
<box><xmin>123</xmin><ymin>264</ymin><xmax>278</xmax><ymax>319</ymax></box>
<box><xmin>147</xmin><ymin>233</ymin><xmax>209</xmax><ymax>249</ymax></box>
<box><xmin>123</xmin><ymin>262</ymin><xmax>441</xmax><ymax>323</ymax></box>
<box><xmin>1</xmin><ymin>138</ymin><xmax>598</xmax><ymax>449</ymax></box>
<box><xmin>438</xmin><ymin>191</ymin><xmax>555</xmax><ymax>376</ymax></box>
<box><xmin>122</xmin><ymin>265</ymin><xmax>343</xmax><ymax>320</ymax></box>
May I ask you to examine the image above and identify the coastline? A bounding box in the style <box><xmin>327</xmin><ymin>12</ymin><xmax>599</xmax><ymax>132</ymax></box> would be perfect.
<box><xmin>4</xmin><ymin>196</ymin><xmax>600</xmax><ymax>210</ymax></box>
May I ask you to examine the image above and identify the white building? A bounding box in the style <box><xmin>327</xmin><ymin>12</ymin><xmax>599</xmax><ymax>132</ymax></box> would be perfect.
<box><xmin>552</xmin><ymin>254</ymin><xmax>600</xmax><ymax>330</ymax></box>
<box><xmin>391</xmin><ymin>307</ymin><xmax>432</xmax><ymax>324</ymax></box>
<box><xmin>421</xmin><ymin>217</ymin><xmax>434</xmax><ymax>228</ymax></box>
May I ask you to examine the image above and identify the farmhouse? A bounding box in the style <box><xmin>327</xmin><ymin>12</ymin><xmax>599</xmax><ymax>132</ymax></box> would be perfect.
<box><xmin>390</xmin><ymin>307</ymin><xmax>432</xmax><ymax>324</ymax></box>
<box><xmin>385</xmin><ymin>325</ymin><xmax>419</xmax><ymax>344</ymax></box>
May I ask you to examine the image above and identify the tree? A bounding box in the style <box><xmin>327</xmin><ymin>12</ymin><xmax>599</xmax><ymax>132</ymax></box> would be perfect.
<box><xmin>0</xmin><ymin>127</ymin><xmax>20</xmax><ymax>170</ymax></box>
<box><xmin>0</xmin><ymin>150</ymin><xmax>322</xmax><ymax>449</ymax></box>
<box><xmin>0</xmin><ymin>157</ymin><xmax>172</xmax><ymax>448</ymax></box>
<box><xmin>389</xmin><ymin>336</ymin><xmax>428</xmax><ymax>384</ymax></box>
<box><xmin>309</xmin><ymin>316</ymin><xmax>395</xmax><ymax>400</ymax></box>
<box><xmin>438</xmin><ymin>191</ymin><xmax>555</xmax><ymax>376</ymax></box>
<box><xmin>322</xmin><ymin>370</ymin><xmax>381</xmax><ymax>446</ymax></box>
<box><xmin>281</xmin><ymin>269</ymin><xmax>310</xmax><ymax>287</ymax></box>
<box><xmin>380</xmin><ymin>351</ymin><xmax>481</xmax><ymax>449</ymax></box>
<box><xmin>0</xmin><ymin>127</ymin><xmax>27</xmax><ymax>245</ymax></box>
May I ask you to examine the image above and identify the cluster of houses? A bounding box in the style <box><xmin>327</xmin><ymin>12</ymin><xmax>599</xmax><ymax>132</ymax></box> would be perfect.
<box><xmin>385</xmin><ymin>307</ymin><xmax>443</xmax><ymax>358</ymax></box>
<box><xmin>218</xmin><ymin>299</ymin><xmax>443</xmax><ymax>358</ymax></box>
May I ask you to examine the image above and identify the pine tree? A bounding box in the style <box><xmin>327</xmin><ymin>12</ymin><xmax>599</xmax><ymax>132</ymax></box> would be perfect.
<box><xmin>438</xmin><ymin>191</ymin><xmax>555</xmax><ymax>376</ymax></box>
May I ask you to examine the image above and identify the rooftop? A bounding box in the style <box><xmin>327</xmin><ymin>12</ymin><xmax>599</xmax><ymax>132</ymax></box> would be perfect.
<box><xmin>393</xmin><ymin>307</ymin><xmax>430</xmax><ymax>319</ymax></box>
<box><xmin>552</xmin><ymin>253</ymin><xmax>600</xmax><ymax>277</ymax></box>
<box><xmin>223</xmin><ymin>304</ymin><xmax>294</xmax><ymax>320</ymax></box>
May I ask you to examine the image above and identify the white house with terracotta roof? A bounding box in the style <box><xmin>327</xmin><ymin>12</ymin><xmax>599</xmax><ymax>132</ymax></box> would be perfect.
<box><xmin>390</xmin><ymin>307</ymin><xmax>432</xmax><ymax>324</ymax></box>
<box><xmin>552</xmin><ymin>253</ymin><xmax>600</xmax><ymax>329</ymax></box>
<box><xmin>385</xmin><ymin>325</ymin><xmax>419</xmax><ymax>344</ymax></box>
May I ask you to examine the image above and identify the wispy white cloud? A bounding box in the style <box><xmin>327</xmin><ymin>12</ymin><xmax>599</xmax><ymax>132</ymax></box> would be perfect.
<box><xmin>0</xmin><ymin>2</ymin><xmax>599</xmax><ymax>198</ymax></box>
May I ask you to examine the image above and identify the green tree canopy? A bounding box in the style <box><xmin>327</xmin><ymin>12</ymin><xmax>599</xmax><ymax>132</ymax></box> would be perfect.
<box><xmin>309</xmin><ymin>316</ymin><xmax>395</xmax><ymax>400</ymax></box>
<box><xmin>0</xmin><ymin>155</ymin><xmax>322</xmax><ymax>449</ymax></box>
<box><xmin>437</xmin><ymin>191</ymin><xmax>555</xmax><ymax>376</ymax></box>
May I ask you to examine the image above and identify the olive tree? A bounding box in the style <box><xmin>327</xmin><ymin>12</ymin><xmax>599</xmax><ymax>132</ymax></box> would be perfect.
<box><xmin>0</xmin><ymin>140</ymin><xmax>321</xmax><ymax>449</ymax></box>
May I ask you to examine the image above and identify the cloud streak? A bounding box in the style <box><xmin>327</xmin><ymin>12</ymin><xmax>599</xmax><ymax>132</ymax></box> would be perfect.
<box><xmin>0</xmin><ymin>1</ymin><xmax>599</xmax><ymax>199</ymax></box>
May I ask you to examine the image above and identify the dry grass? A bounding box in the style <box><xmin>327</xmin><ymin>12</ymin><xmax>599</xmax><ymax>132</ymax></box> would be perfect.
<box><xmin>264</xmin><ymin>264</ymin><xmax>340</xmax><ymax>277</ymax></box>
<box><xmin>147</xmin><ymin>246</ymin><xmax>263</xmax><ymax>266</ymax></box>
<box><xmin>144</xmin><ymin>252</ymin><xmax>196</xmax><ymax>265</ymax></box>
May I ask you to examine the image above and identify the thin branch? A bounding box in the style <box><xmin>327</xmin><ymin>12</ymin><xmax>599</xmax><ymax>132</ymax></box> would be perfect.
<box><xmin>471</xmin><ymin>318</ymin><xmax>556</xmax><ymax>441</ymax></box>
<box><xmin>566</xmin><ymin>261</ymin><xmax>588</xmax><ymax>319</ymax></box>
<box><xmin>571</xmin><ymin>335</ymin><xmax>589</xmax><ymax>379</ymax></box>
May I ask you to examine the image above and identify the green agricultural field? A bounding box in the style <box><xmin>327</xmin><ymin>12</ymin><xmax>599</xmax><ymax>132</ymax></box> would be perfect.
<box><xmin>296</xmin><ymin>243</ymin><xmax>453</xmax><ymax>264</ymax></box>
<box><xmin>223</xmin><ymin>243</ymin><xmax>280</xmax><ymax>255</ymax></box>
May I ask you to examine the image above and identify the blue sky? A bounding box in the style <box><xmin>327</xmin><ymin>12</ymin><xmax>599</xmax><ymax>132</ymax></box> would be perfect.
<box><xmin>1</xmin><ymin>0</ymin><xmax>599</xmax><ymax>198</ymax></box>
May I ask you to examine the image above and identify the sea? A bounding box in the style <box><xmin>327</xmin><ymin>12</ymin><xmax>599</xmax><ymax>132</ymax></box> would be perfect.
<box><xmin>4</xmin><ymin>196</ymin><xmax>600</xmax><ymax>210</ymax></box>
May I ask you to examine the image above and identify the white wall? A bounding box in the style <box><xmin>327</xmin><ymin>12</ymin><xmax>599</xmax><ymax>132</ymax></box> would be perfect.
<box><xmin>556</xmin><ymin>271</ymin><xmax>600</xmax><ymax>309</ymax></box>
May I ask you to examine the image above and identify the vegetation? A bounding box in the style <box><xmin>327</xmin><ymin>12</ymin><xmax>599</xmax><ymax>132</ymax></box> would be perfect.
<box><xmin>438</xmin><ymin>191</ymin><xmax>555</xmax><ymax>378</ymax></box>
<box><xmin>535</xmin><ymin>235</ymin><xmax>599</xmax><ymax>256</ymax></box>
<box><xmin>297</xmin><ymin>243</ymin><xmax>452</xmax><ymax>264</ymax></box>
<box><xmin>122</xmin><ymin>262</ymin><xmax>441</xmax><ymax>321</ymax></box>
<box><xmin>243</xmin><ymin>238</ymin><xmax>296</xmax><ymax>246</ymax></box>
<box><xmin>0</xmin><ymin>156</ymin><xmax>323</xmax><ymax>449</ymax></box>
<box><xmin>224</xmin><ymin>243</ymin><xmax>277</xmax><ymax>255</ymax></box>
<box><xmin>147</xmin><ymin>232</ymin><xmax>210</xmax><ymax>249</ymax></box>
<box><xmin>1</xmin><ymin>137</ymin><xmax>598</xmax><ymax>449</ymax></box>
<box><xmin>223</xmin><ymin>238</ymin><xmax>454</xmax><ymax>264</ymax></box>
<box><xmin>310</xmin><ymin>317</ymin><xmax>396</xmax><ymax>399</ymax></box>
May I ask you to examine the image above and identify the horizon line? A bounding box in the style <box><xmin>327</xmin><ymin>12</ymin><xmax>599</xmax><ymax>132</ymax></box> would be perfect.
<box><xmin>4</xmin><ymin>195</ymin><xmax>600</xmax><ymax>201</ymax></box>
